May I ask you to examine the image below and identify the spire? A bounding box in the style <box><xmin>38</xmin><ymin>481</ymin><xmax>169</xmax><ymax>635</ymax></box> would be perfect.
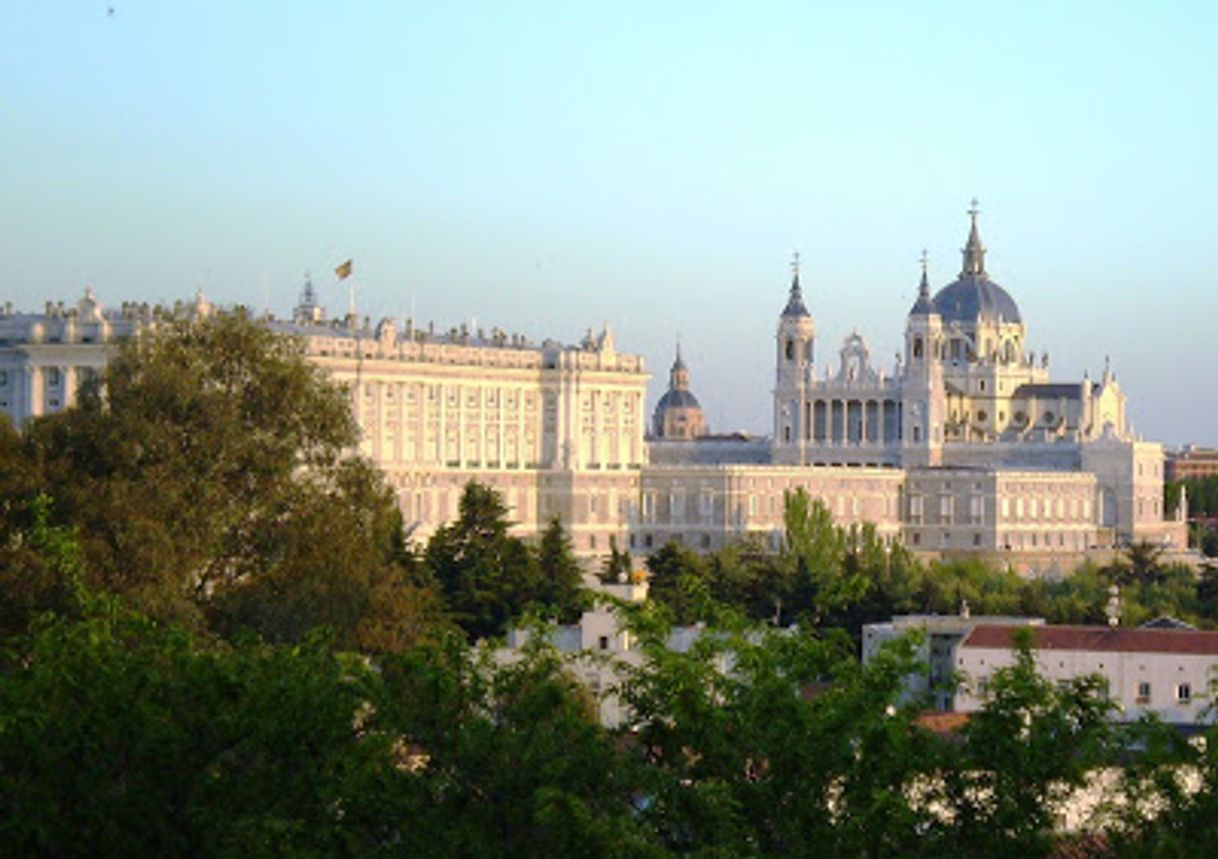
<box><xmin>908</xmin><ymin>249</ymin><xmax>937</xmax><ymax>316</ymax></box>
<box><xmin>782</xmin><ymin>251</ymin><xmax>810</xmax><ymax>317</ymax></box>
<box><xmin>960</xmin><ymin>197</ymin><xmax>987</xmax><ymax>278</ymax></box>
<box><xmin>669</xmin><ymin>338</ymin><xmax>691</xmax><ymax>391</ymax></box>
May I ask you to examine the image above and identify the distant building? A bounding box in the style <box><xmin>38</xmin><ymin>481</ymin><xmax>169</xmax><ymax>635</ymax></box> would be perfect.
<box><xmin>955</xmin><ymin>624</ymin><xmax>1218</xmax><ymax>726</ymax></box>
<box><xmin>863</xmin><ymin>612</ymin><xmax>1044</xmax><ymax>711</ymax></box>
<box><xmin>1166</xmin><ymin>445</ymin><xmax>1218</xmax><ymax>482</ymax></box>
<box><xmin>651</xmin><ymin>345</ymin><xmax>707</xmax><ymax>440</ymax></box>
<box><xmin>0</xmin><ymin>205</ymin><xmax>1186</xmax><ymax>563</ymax></box>
<box><xmin>501</xmin><ymin>580</ymin><xmax>714</xmax><ymax>727</ymax></box>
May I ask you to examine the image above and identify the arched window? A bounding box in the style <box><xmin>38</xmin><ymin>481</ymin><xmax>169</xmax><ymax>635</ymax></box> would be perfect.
<box><xmin>912</xmin><ymin>337</ymin><xmax>923</xmax><ymax>359</ymax></box>
<box><xmin>785</xmin><ymin>338</ymin><xmax>795</xmax><ymax>361</ymax></box>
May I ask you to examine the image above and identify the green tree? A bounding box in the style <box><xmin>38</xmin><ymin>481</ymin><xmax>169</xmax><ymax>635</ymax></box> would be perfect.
<box><xmin>934</xmin><ymin>629</ymin><xmax>1117</xmax><ymax>855</ymax></box>
<box><xmin>380</xmin><ymin>638</ymin><xmax>658</xmax><ymax>856</ymax></box>
<box><xmin>600</xmin><ymin>535</ymin><xmax>634</xmax><ymax>584</ymax></box>
<box><xmin>782</xmin><ymin>488</ymin><xmax>869</xmax><ymax>625</ymax></box>
<box><xmin>616</xmin><ymin>607</ymin><xmax>942</xmax><ymax>855</ymax></box>
<box><xmin>0</xmin><ymin>598</ymin><xmax>406</xmax><ymax>856</ymax></box>
<box><xmin>426</xmin><ymin>483</ymin><xmax>585</xmax><ymax>640</ymax></box>
<box><xmin>536</xmin><ymin>515</ymin><xmax>588</xmax><ymax>622</ymax></box>
<box><xmin>20</xmin><ymin>310</ymin><xmax>443</xmax><ymax>650</ymax></box>
<box><xmin>644</xmin><ymin>540</ymin><xmax>711</xmax><ymax>624</ymax></box>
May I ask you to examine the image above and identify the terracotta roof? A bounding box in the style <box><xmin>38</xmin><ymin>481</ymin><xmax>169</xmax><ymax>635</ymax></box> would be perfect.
<box><xmin>961</xmin><ymin>624</ymin><xmax>1218</xmax><ymax>656</ymax></box>
<box><xmin>914</xmin><ymin>711</ymin><xmax>971</xmax><ymax>736</ymax></box>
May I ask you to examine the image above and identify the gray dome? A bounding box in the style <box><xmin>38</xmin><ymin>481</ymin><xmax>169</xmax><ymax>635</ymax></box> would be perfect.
<box><xmin>932</xmin><ymin>275</ymin><xmax>1021</xmax><ymax>325</ymax></box>
<box><xmin>655</xmin><ymin>389</ymin><xmax>701</xmax><ymax>410</ymax></box>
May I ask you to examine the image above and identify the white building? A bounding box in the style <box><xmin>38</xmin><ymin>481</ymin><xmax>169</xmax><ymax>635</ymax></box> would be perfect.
<box><xmin>0</xmin><ymin>206</ymin><xmax>1186</xmax><ymax>563</ymax></box>
<box><xmin>955</xmin><ymin>623</ymin><xmax>1218</xmax><ymax>726</ymax></box>
<box><xmin>502</xmin><ymin>580</ymin><xmax>713</xmax><ymax>727</ymax></box>
<box><xmin>863</xmin><ymin>612</ymin><xmax>1045</xmax><ymax>711</ymax></box>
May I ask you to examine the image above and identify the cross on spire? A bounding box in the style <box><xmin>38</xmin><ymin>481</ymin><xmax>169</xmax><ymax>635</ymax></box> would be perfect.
<box><xmin>961</xmin><ymin>198</ymin><xmax>987</xmax><ymax>277</ymax></box>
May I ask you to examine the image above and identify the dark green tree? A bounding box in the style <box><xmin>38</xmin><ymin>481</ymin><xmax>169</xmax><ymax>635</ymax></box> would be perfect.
<box><xmin>0</xmin><ymin>598</ymin><xmax>405</xmax><ymax>856</ymax></box>
<box><xmin>933</xmin><ymin>629</ymin><xmax>1117</xmax><ymax>855</ymax></box>
<box><xmin>782</xmin><ymin>488</ymin><xmax>868</xmax><ymax>625</ymax></box>
<box><xmin>19</xmin><ymin>310</ymin><xmax>444</xmax><ymax>650</ymax></box>
<box><xmin>644</xmin><ymin>540</ymin><xmax>711</xmax><ymax>625</ymax></box>
<box><xmin>426</xmin><ymin>483</ymin><xmax>586</xmax><ymax>640</ymax></box>
<box><xmin>600</xmin><ymin>535</ymin><xmax>634</xmax><ymax>584</ymax></box>
<box><xmin>536</xmin><ymin>515</ymin><xmax>588</xmax><ymax>622</ymax></box>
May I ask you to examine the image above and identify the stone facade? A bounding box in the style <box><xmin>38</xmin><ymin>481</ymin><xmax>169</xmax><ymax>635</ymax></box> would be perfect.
<box><xmin>0</xmin><ymin>208</ymin><xmax>1187</xmax><ymax>563</ymax></box>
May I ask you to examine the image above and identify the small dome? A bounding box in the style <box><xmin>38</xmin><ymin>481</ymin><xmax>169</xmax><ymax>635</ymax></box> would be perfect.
<box><xmin>655</xmin><ymin>388</ymin><xmax>702</xmax><ymax>411</ymax></box>
<box><xmin>932</xmin><ymin>275</ymin><xmax>1021</xmax><ymax>325</ymax></box>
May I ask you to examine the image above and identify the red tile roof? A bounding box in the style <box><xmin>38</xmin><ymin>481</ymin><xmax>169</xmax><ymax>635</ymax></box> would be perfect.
<box><xmin>961</xmin><ymin>624</ymin><xmax>1218</xmax><ymax>656</ymax></box>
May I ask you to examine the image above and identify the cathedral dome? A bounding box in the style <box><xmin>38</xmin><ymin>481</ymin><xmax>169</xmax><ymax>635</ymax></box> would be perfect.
<box><xmin>651</xmin><ymin>345</ymin><xmax>707</xmax><ymax>439</ymax></box>
<box><xmin>932</xmin><ymin>202</ymin><xmax>1022</xmax><ymax>325</ymax></box>
<box><xmin>654</xmin><ymin>387</ymin><xmax>702</xmax><ymax>412</ymax></box>
<box><xmin>932</xmin><ymin>275</ymin><xmax>1021</xmax><ymax>325</ymax></box>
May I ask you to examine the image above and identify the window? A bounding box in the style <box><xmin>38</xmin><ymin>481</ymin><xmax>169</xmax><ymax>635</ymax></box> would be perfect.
<box><xmin>1136</xmin><ymin>682</ymin><xmax>1151</xmax><ymax>705</ymax></box>
<box><xmin>598</xmin><ymin>636</ymin><xmax>609</xmax><ymax>651</ymax></box>
<box><xmin>46</xmin><ymin>368</ymin><xmax>61</xmax><ymax>386</ymax></box>
<box><xmin>785</xmin><ymin>339</ymin><xmax>794</xmax><ymax>360</ymax></box>
<box><xmin>0</xmin><ymin>370</ymin><xmax>7</xmax><ymax>386</ymax></box>
<box><xmin>1177</xmin><ymin>683</ymin><xmax>1192</xmax><ymax>703</ymax></box>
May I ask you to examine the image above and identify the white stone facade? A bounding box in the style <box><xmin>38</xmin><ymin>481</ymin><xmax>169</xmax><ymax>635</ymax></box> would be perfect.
<box><xmin>0</xmin><ymin>210</ymin><xmax>1186</xmax><ymax>561</ymax></box>
<box><xmin>955</xmin><ymin>624</ymin><xmax>1218</xmax><ymax>725</ymax></box>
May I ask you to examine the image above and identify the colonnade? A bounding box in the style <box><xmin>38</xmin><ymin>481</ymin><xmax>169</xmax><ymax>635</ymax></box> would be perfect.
<box><xmin>800</xmin><ymin>397</ymin><xmax>902</xmax><ymax>445</ymax></box>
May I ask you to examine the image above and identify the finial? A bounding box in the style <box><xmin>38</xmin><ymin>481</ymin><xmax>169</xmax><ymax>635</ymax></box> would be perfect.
<box><xmin>676</xmin><ymin>332</ymin><xmax>682</xmax><ymax>362</ymax></box>
<box><xmin>781</xmin><ymin>251</ymin><xmax>810</xmax><ymax>317</ymax></box>
<box><xmin>961</xmin><ymin>199</ymin><xmax>987</xmax><ymax>278</ymax></box>
<box><xmin>919</xmin><ymin>248</ymin><xmax>928</xmax><ymax>275</ymax></box>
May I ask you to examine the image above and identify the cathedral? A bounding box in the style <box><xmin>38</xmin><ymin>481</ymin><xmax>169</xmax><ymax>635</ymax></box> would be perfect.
<box><xmin>0</xmin><ymin>207</ymin><xmax>1186</xmax><ymax>570</ymax></box>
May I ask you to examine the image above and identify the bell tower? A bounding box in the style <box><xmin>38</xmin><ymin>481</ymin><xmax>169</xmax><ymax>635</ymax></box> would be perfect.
<box><xmin>773</xmin><ymin>253</ymin><xmax>816</xmax><ymax>464</ymax></box>
<box><xmin>901</xmin><ymin>252</ymin><xmax>946</xmax><ymax>466</ymax></box>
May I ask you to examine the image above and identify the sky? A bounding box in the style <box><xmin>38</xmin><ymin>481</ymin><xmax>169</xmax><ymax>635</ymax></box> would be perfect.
<box><xmin>2</xmin><ymin>2</ymin><xmax>1216</xmax><ymax>446</ymax></box>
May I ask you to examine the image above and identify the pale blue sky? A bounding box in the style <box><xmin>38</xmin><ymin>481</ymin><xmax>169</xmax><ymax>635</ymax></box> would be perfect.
<box><xmin>3</xmin><ymin>2</ymin><xmax>1215</xmax><ymax>445</ymax></box>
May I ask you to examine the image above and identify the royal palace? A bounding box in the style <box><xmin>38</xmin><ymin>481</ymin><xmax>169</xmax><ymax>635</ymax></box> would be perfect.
<box><xmin>0</xmin><ymin>210</ymin><xmax>1186</xmax><ymax>570</ymax></box>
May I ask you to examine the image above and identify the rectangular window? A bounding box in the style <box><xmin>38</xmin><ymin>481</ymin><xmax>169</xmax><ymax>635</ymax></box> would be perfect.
<box><xmin>1178</xmin><ymin>683</ymin><xmax>1192</xmax><ymax>703</ymax></box>
<box><xmin>1136</xmin><ymin>682</ymin><xmax>1151</xmax><ymax>705</ymax></box>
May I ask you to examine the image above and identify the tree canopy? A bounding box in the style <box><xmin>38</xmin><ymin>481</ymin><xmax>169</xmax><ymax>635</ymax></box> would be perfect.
<box><xmin>6</xmin><ymin>310</ymin><xmax>445</xmax><ymax>651</ymax></box>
